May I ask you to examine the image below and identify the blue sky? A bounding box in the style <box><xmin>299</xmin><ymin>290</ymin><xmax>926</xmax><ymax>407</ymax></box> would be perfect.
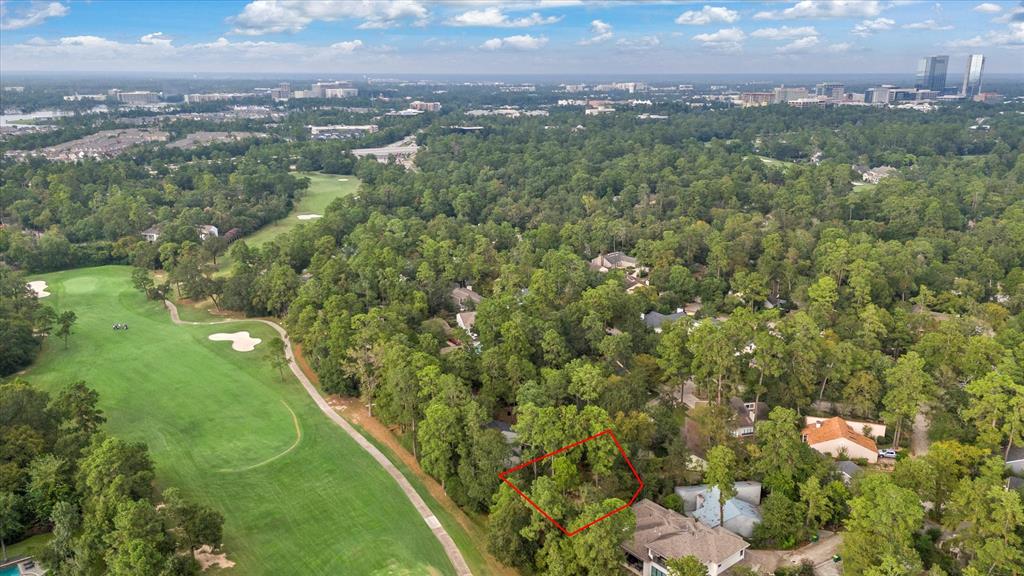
<box><xmin>1</xmin><ymin>1</ymin><xmax>1021</xmax><ymax>75</ymax></box>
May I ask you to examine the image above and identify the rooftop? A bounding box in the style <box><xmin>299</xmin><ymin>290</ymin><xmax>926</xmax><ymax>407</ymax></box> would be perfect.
<box><xmin>626</xmin><ymin>499</ymin><xmax>749</xmax><ymax>566</ymax></box>
<box><xmin>802</xmin><ymin>416</ymin><xmax>877</xmax><ymax>453</ymax></box>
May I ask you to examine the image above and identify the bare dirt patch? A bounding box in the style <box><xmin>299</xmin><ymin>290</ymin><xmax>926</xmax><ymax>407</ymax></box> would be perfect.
<box><xmin>194</xmin><ymin>544</ymin><xmax>236</xmax><ymax>571</ymax></box>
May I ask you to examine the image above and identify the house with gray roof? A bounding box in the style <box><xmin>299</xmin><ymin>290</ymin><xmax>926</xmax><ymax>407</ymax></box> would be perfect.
<box><xmin>674</xmin><ymin>483</ymin><xmax>763</xmax><ymax>538</ymax></box>
<box><xmin>623</xmin><ymin>499</ymin><xmax>749</xmax><ymax>576</ymax></box>
<box><xmin>835</xmin><ymin>460</ymin><xmax>863</xmax><ymax>484</ymax></box>
<box><xmin>642</xmin><ymin>310</ymin><xmax>688</xmax><ymax>333</ymax></box>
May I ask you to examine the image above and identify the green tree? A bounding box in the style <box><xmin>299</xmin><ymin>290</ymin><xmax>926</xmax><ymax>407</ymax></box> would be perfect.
<box><xmin>0</xmin><ymin>491</ymin><xmax>22</xmax><ymax>561</ymax></box>
<box><xmin>704</xmin><ymin>445</ymin><xmax>737</xmax><ymax>528</ymax></box>
<box><xmin>665</xmin><ymin>554</ymin><xmax>709</xmax><ymax>576</ymax></box>
<box><xmin>55</xmin><ymin>310</ymin><xmax>77</xmax><ymax>349</ymax></box>
<box><xmin>842</xmin><ymin>475</ymin><xmax>924</xmax><ymax>576</ymax></box>
<box><xmin>944</xmin><ymin>459</ymin><xmax>1024</xmax><ymax>575</ymax></box>
<box><xmin>754</xmin><ymin>492</ymin><xmax>806</xmax><ymax>549</ymax></box>
<box><xmin>882</xmin><ymin>352</ymin><xmax>934</xmax><ymax>449</ymax></box>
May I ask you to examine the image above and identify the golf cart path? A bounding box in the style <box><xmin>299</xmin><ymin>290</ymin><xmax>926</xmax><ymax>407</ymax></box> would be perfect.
<box><xmin>164</xmin><ymin>300</ymin><xmax>473</xmax><ymax>576</ymax></box>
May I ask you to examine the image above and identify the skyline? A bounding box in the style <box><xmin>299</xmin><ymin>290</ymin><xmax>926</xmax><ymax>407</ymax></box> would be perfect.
<box><xmin>0</xmin><ymin>1</ymin><xmax>1022</xmax><ymax>75</ymax></box>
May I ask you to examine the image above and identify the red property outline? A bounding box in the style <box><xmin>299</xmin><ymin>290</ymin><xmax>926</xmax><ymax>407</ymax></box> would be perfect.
<box><xmin>497</xmin><ymin>429</ymin><xmax>644</xmax><ymax>537</ymax></box>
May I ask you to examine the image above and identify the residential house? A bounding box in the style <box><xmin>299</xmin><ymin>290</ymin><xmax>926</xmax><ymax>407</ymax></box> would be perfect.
<box><xmin>197</xmin><ymin>225</ymin><xmax>219</xmax><ymax>240</ymax></box>
<box><xmin>804</xmin><ymin>416</ymin><xmax>886</xmax><ymax>440</ymax></box>
<box><xmin>675</xmin><ymin>483</ymin><xmax>763</xmax><ymax>538</ymax></box>
<box><xmin>862</xmin><ymin>165</ymin><xmax>898</xmax><ymax>184</ymax></box>
<box><xmin>1006</xmin><ymin>445</ymin><xmax>1024</xmax><ymax>475</ymax></box>
<box><xmin>801</xmin><ymin>416</ymin><xmax>878</xmax><ymax>463</ymax></box>
<box><xmin>456</xmin><ymin>311</ymin><xmax>477</xmax><ymax>335</ymax></box>
<box><xmin>623</xmin><ymin>499</ymin><xmax>749</xmax><ymax>576</ymax></box>
<box><xmin>835</xmin><ymin>460</ymin><xmax>863</xmax><ymax>485</ymax></box>
<box><xmin>450</xmin><ymin>285</ymin><xmax>483</xmax><ymax>310</ymax></box>
<box><xmin>590</xmin><ymin>251</ymin><xmax>639</xmax><ymax>272</ymax></box>
<box><xmin>140</xmin><ymin>225</ymin><xmax>162</xmax><ymax>242</ymax></box>
<box><xmin>642</xmin><ymin>310</ymin><xmax>688</xmax><ymax>333</ymax></box>
<box><xmin>730</xmin><ymin>397</ymin><xmax>768</xmax><ymax>438</ymax></box>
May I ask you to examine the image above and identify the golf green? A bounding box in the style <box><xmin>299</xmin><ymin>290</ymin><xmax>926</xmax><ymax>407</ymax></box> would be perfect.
<box><xmin>19</xmin><ymin>266</ymin><xmax>455</xmax><ymax>576</ymax></box>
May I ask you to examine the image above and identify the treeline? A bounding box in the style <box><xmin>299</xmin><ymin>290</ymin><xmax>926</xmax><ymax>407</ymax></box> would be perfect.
<box><xmin>1</xmin><ymin>379</ymin><xmax>223</xmax><ymax>575</ymax></box>
<box><xmin>0</xmin><ymin>154</ymin><xmax>309</xmax><ymax>272</ymax></box>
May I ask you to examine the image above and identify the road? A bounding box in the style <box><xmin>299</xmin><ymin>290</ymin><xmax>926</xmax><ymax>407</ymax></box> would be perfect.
<box><xmin>164</xmin><ymin>300</ymin><xmax>473</xmax><ymax>576</ymax></box>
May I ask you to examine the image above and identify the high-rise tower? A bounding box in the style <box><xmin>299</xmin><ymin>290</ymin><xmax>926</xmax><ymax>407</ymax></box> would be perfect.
<box><xmin>961</xmin><ymin>54</ymin><xmax>985</xmax><ymax>98</ymax></box>
<box><xmin>915</xmin><ymin>55</ymin><xmax>949</xmax><ymax>91</ymax></box>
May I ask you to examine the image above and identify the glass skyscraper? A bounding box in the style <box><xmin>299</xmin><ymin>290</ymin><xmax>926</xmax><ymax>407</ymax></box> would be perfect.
<box><xmin>961</xmin><ymin>54</ymin><xmax>985</xmax><ymax>98</ymax></box>
<box><xmin>915</xmin><ymin>55</ymin><xmax>949</xmax><ymax>91</ymax></box>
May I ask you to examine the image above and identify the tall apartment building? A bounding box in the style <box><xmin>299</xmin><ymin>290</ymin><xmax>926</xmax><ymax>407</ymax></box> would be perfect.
<box><xmin>915</xmin><ymin>55</ymin><xmax>949</xmax><ymax>92</ymax></box>
<box><xmin>961</xmin><ymin>54</ymin><xmax>985</xmax><ymax>98</ymax></box>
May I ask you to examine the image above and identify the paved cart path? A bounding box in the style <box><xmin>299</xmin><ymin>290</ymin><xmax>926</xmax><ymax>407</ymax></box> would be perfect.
<box><xmin>164</xmin><ymin>300</ymin><xmax>473</xmax><ymax>576</ymax></box>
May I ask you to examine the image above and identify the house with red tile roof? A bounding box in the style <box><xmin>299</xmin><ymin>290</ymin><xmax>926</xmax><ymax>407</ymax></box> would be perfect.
<box><xmin>801</xmin><ymin>416</ymin><xmax>878</xmax><ymax>463</ymax></box>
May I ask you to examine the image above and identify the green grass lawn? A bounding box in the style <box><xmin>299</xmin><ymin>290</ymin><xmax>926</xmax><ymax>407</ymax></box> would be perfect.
<box><xmin>246</xmin><ymin>172</ymin><xmax>359</xmax><ymax>248</ymax></box>
<box><xmin>17</xmin><ymin>266</ymin><xmax>454</xmax><ymax>576</ymax></box>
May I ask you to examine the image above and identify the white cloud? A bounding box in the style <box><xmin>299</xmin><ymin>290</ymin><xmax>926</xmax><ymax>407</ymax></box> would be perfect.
<box><xmin>616</xmin><ymin>35</ymin><xmax>660</xmax><ymax>50</ymax></box>
<box><xmin>948</xmin><ymin>21</ymin><xmax>1024</xmax><ymax>47</ymax></box>
<box><xmin>579</xmin><ymin>19</ymin><xmax>613</xmax><ymax>45</ymax></box>
<box><xmin>826</xmin><ymin>42</ymin><xmax>852</xmax><ymax>53</ymax></box>
<box><xmin>692</xmin><ymin>27</ymin><xmax>745</xmax><ymax>52</ymax></box>
<box><xmin>776</xmin><ymin>35</ymin><xmax>819</xmax><ymax>53</ymax></box>
<box><xmin>228</xmin><ymin>0</ymin><xmax>429</xmax><ymax>35</ymax></box>
<box><xmin>480</xmin><ymin>34</ymin><xmax>548</xmax><ymax>50</ymax></box>
<box><xmin>58</xmin><ymin>35</ymin><xmax>122</xmax><ymax>49</ymax></box>
<box><xmin>754</xmin><ymin>0</ymin><xmax>882</xmax><ymax>20</ymax></box>
<box><xmin>901</xmin><ymin>19</ymin><xmax>953</xmax><ymax>30</ymax></box>
<box><xmin>329</xmin><ymin>40</ymin><xmax>363</xmax><ymax>53</ymax></box>
<box><xmin>852</xmin><ymin>17</ymin><xmax>895</xmax><ymax>36</ymax></box>
<box><xmin>750</xmin><ymin>25</ymin><xmax>818</xmax><ymax>40</ymax></box>
<box><xmin>973</xmin><ymin>3</ymin><xmax>1003</xmax><ymax>13</ymax></box>
<box><xmin>675</xmin><ymin>5</ymin><xmax>739</xmax><ymax>25</ymax></box>
<box><xmin>0</xmin><ymin>1</ymin><xmax>68</xmax><ymax>30</ymax></box>
<box><xmin>993</xmin><ymin>5</ymin><xmax>1024</xmax><ymax>23</ymax></box>
<box><xmin>447</xmin><ymin>7</ymin><xmax>560</xmax><ymax>27</ymax></box>
<box><xmin>139</xmin><ymin>32</ymin><xmax>173</xmax><ymax>47</ymax></box>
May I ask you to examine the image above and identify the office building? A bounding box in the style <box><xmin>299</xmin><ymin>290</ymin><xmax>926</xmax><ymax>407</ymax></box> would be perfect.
<box><xmin>325</xmin><ymin>88</ymin><xmax>358</xmax><ymax>98</ymax></box>
<box><xmin>915</xmin><ymin>55</ymin><xmax>949</xmax><ymax>92</ymax></box>
<box><xmin>116</xmin><ymin>91</ymin><xmax>160</xmax><ymax>105</ymax></box>
<box><xmin>772</xmin><ymin>86</ymin><xmax>808</xmax><ymax>104</ymax></box>
<box><xmin>961</xmin><ymin>54</ymin><xmax>985</xmax><ymax>99</ymax></box>
<box><xmin>410</xmin><ymin>101</ymin><xmax>442</xmax><ymax>112</ymax></box>
<box><xmin>865</xmin><ymin>85</ymin><xmax>896</xmax><ymax>104</ymax></box>
<box><xmin>740</xmin><ymin>92</ymin><xmax>774</xmax><ymax>107</ymax></box>
<box><xmin>269</xmin><ymin>83</ymin><xmax>291</xmax><ymax>101</ymax></box>
<box><xmin>815</xmin><ymin>82</ymin><xmax>845</xmax><ymax>100</ymax></box>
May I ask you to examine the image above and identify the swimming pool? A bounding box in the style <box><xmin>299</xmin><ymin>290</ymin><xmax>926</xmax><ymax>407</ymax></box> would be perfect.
<box><xmin>0</xmin><ymin>564</ymin><xmax>20</xmax><ymax>576</ymax></box>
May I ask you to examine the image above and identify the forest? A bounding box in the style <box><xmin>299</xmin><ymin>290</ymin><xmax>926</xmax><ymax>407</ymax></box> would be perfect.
<box><xmin>3</xmin><ymin>101</ymin><xmax>1024</xmax><ymax>575</ymax></box>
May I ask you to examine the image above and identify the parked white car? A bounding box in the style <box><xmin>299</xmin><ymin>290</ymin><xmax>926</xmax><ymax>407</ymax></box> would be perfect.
<box><xmin>878</xmin><ymin>449</ymin><xmax>898</xmax><ymax>459</ymax></box>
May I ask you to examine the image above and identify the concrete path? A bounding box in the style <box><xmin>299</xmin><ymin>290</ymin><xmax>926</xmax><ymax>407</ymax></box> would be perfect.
<box><xmin>912</xmin><ymin>409</ymin><xmax>930</xmax><ymax>456</ymax></box>
<box><xmin>164</xmin><ymin>300</ymin><xmax>473</xmax><ymax>576</ymax></box>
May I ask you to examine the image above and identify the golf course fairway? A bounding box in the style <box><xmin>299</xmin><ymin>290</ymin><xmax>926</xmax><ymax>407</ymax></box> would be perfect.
<box><xmin>19</xmin><ymin>265</ymin><xmax>456</xmax><ymax>575</ymax></box>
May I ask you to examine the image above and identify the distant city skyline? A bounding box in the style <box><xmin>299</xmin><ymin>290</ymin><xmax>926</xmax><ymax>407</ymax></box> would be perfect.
<box><xmin>1</xmin><ymin>1</ymin><xmax>1022</xmax><ymax>75</ymax></box>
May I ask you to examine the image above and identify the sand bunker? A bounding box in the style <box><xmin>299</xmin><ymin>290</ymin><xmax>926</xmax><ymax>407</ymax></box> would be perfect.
<box><xmin>296</xmin><ymin>214</ymin><xmax>322</xmax><ymax>220</ymax></box>
<box><xmin>337</xmin><ymin>178</ymin><xmax>350</xmax><ymax>181</ymax></box>
<box><xmin>208</xmin><ymin>331</ymin><xmax>262</xmax><ymax>352</ymax></box>
<box><xmin>194</xmin><ymin>545</ymin><xmax>236</xmax><ymax>570</ymax></box>
<box><xmin>27</xmin><ymin>280</ymin><xmax>50</xmax><ymax>297</ymax></box>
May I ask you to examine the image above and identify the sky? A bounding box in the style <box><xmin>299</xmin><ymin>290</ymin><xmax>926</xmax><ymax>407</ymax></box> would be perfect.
<box><xmin>0</xmin><ymin>0</ymin><xmax>1022</xmax><ymax>76</ymax></box>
